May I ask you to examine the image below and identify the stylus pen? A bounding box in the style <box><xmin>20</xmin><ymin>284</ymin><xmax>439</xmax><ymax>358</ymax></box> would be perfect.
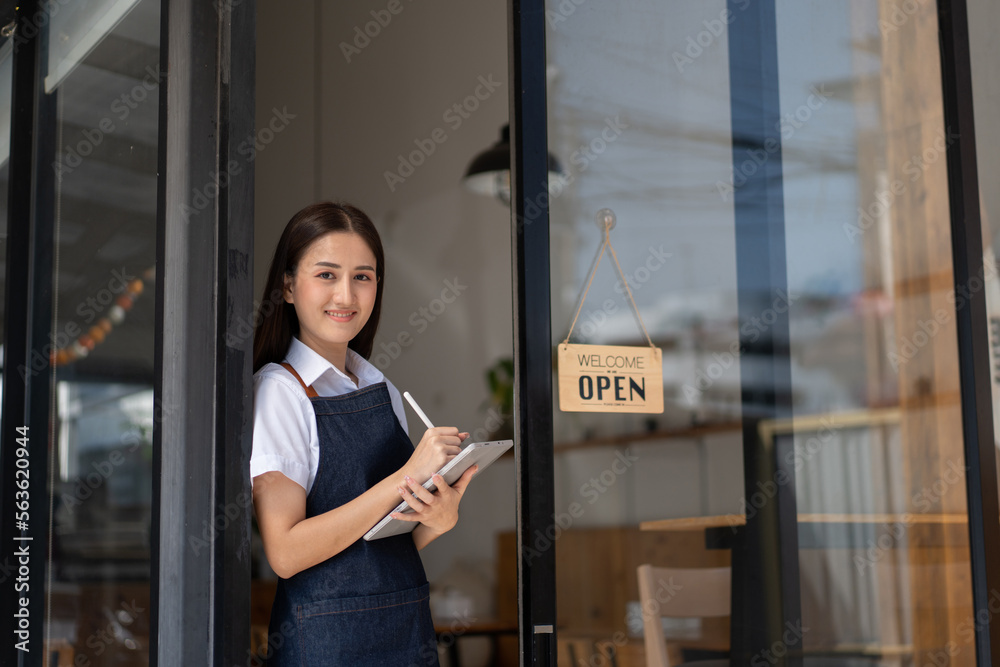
<box><xmin>403</xmin><ymin>391</ymin><xmax>435</xmax><ymax>429</ymax></box>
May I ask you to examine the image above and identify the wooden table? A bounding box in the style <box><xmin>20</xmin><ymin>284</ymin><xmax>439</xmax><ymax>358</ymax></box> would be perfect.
<box><xmin>641</xmin><ymin>513</ymin><xmax>969</xmax><ymax>549</ymax></box>
<box><xmin>640</xmin><ymin>513</ymin><xmax>969</xmax><ymax>532</ymax></box>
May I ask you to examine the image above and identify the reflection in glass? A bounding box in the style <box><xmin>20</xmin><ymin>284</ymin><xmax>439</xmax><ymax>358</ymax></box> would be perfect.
<box><xmin>778</xmin><ymin>0</ymin><xmax>972</xmax><ymax>663</ymax></box>
<box><xmin>545</xmin><ymin>0</ymin><xmax>975</xmax><ymax>665</ymax></box>
<box><xmin>545</xmin><ymin>1</ymin><xmax>741</xmax><ymax>665</ymax></box>
<box><xmin>42</xmin><ymin>0</ymin><xmax>160</xmax><ymax>663</ymax></box>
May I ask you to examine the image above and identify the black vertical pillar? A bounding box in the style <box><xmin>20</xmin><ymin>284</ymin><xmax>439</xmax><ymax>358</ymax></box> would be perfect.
<box><xmin>727</xmin><ymin>1</ymin><xmax>801</xmax><ymax>664</ymax></box>
<box><xmin>937</xmin><ymin>1</ymin><xmax>1000</xmax><ymax>665</ymax></box>
<box><xmin>0</xmin><ymin>2</ymin><xmax>55</xmax><ymax>664</ymax></box>
<box><xmin>219</xmin><ymin>1</ymin><xmax>257</xmax><ymax>663</ymax></box>
<box><xmin>509</xmin><ymin>0</ymin><xmax>556</xmax><ymax>664</ymax></box>
<box><xmin>152</xmin><ymin>0</ymin><xmax>255</xmax><ymax>664</ymax></box>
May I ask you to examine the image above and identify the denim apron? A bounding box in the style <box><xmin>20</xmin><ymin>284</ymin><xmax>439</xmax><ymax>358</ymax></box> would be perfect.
<box><xmin>266</xmin><ymin>363</ymin><xmax>439</xmax><ymax>667</ymax></box>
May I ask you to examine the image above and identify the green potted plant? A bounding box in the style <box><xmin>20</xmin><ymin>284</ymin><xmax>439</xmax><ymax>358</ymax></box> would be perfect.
<box><xmin>483</xmin><ymin>357</ymin><xmax>515</xmax><ymax>441</ymax></box>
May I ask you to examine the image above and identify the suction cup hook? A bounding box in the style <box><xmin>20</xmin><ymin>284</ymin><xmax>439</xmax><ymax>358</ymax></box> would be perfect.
<box><xmin>596</xmin><ymin>208</ymin><xmax>617</xmax><ymax>233</ymax></box>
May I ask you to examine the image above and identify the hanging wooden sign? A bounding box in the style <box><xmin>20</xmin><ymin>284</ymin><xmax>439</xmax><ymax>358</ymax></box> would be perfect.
<box><xmin>557</xmin><ymin>208</ymin><xmax>664</xmax><ymax>414</ymax></box>
<box><xmin>558</xmin><ymin>343</ymin><xmax>663</xmax><ymax>413</ymax></box>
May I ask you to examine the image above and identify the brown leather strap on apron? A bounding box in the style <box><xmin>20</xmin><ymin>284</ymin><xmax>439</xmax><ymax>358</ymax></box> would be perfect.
<box><xmin>280</xmin><ymin>362</ymin><xmax>319</xmax><ymax>398</ymax></box>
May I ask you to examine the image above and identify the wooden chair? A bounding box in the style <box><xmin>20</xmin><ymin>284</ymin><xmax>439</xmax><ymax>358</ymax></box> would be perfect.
<box><xmin>636</xmin><ymin>565</ymin><xmax>731</xmax><ymax>667</ymax></box>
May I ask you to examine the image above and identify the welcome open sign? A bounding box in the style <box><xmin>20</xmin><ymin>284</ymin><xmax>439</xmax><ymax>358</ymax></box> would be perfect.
<box><xmin>558</xmin><ymin>343</ymin><xmax>663</xmax><ymax>413</ymax></box>
<box><xmin>557</xmin><ymin>208</ymin><xmax>665</xmax><ymax>414</ymax></box>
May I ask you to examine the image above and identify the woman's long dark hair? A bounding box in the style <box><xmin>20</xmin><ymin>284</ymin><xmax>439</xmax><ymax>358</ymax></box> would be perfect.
<box><xmin>253</xmin><ymin>202</ymin><xmax>386</xmax><ymax>372</ymax></box>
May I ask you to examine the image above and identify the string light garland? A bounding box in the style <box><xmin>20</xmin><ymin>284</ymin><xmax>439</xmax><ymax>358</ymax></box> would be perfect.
<box><xmin>52</xmin><ymin>266</ymin><xmax>155</xmax><ymax>367</ymax></box>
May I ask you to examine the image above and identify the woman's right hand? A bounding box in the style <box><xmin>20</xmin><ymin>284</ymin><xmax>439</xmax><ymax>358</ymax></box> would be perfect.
<box><xmin>402</xmin><ymin>427</ymin><xmax>468</xmax><ymax>482</ymax></box>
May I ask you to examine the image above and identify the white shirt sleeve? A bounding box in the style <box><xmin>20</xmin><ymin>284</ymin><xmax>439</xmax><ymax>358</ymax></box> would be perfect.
<box><xmin>250</xmin><ymin>372</ymin><xmax>317</xmax><ymax>492</ymax></box>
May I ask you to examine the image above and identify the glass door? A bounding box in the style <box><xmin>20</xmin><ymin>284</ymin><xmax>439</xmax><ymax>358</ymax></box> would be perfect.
<box><xmin>37</xmin><ymin>1</ymin><xmax>160</xmax><ymax>663</ymax></box>
<box><xmin>543</xmin><ymin>2</ymin><xmax>744</xmax><ymax>664</ymax></box>
<box><xmin>510</xmin><ymin>1</ymin><xmax>996</xmax><ymax>665</ymax></box>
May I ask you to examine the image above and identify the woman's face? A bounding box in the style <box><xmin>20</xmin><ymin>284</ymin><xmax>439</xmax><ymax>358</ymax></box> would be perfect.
<box><xmin>284</xmin><ymin>231</ymin><xmax>378</xmax><ymax>361</ymax></box>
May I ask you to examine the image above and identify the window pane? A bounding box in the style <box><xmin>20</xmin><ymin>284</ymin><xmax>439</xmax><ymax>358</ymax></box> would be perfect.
<box><xmin>545</xmin><ymin>1</ymin><xmax>975</xmax><ymax>665</ymax></box>
<box><xmin>43</xmin><ymin>0</ymin><xmax>160</xmax><ymax>663</ymax></box>
<box><xmin>545</xmin><ymin>1</ymin><xmax>740</xmax><ymax>664</ymax></box>
<box><xmin>778</xmin><ymin>0</ymin><xmax>973</xmax><ymax>662</ymax></box>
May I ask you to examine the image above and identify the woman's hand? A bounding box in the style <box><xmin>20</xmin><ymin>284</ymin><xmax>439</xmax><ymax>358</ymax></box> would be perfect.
<box><xmin>401</xmin><ymin>427</ymin><xmax>468</xmax><ymax>482</ymax></box>
<box><xmin>392</xmin><ymin>466</ymin><xmax>478</xmax><ymax>548</ymax></box>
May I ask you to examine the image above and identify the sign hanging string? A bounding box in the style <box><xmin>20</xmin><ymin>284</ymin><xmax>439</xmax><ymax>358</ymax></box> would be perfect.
<box><xmin>562</xmin><ymin>208</ymin><xmax>655</xmax><ymax>348</ymax></box>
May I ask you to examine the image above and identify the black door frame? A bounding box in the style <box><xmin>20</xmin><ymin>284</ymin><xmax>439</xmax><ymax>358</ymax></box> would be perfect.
<box><xmin>152</xmin><ymin>0</ymin><xmax>255</xmax><ymax>664</ymax></box>
<box><xmin>937</xmin><ymin>0</ymin><xmax>1000</xmax><ymax>663</ymax></box>
<box><xmin>508</xmin><ymin>0</ymin><xmax>557</xmax><ymax>664</ymax></box>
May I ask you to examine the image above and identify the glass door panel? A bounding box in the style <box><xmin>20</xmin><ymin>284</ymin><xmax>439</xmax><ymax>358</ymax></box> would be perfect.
<box><xmin>42</xmin><ymin>0</ymin><xmax>160</xmax><ymax>663</ymax></box>
<box><xmin>544</xmin><ymin>1</ymin><xmax>975</xmax><ymax>665</ymax></box>
<box><xmin>777</xmin><ymin>1</ymin><xmax>974</xmax><ymax>663</ymax></box>
<box><xmin>545</xmin><ymin>2</ymin><xmax>741</xmax><ymax>665</ymax></box>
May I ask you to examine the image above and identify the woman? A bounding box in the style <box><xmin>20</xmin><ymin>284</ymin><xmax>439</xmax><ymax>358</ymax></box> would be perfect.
<box><xmin>251</xmin><ymin>201</ymin><xmax>476</xmax><ymax>665</ymax></box>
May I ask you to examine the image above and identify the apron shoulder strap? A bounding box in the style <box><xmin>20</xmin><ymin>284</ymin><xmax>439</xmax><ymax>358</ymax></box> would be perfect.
<box><xmin>279</xmin><ymin>362</ymin><xmax>319</xmax><ymax>398</ymax></box>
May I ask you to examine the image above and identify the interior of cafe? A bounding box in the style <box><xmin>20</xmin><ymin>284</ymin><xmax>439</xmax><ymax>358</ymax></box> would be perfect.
<box><xmin>8</xmin><ymin>0</ymin><xmax>1000</xmax><ymax>665</ymax></box>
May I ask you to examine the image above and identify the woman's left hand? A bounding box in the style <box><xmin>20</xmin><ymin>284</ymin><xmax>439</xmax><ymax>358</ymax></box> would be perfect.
<box><xmin>391</xmin><ymin>465</ymin><xmax>478</xmax><ymax>536</ymax></box>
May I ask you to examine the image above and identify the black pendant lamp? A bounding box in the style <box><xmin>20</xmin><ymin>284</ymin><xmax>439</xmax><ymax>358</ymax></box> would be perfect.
<box><xmin>463</xmin><ymin>124</ymin><xmax>565</xmax><ymax>205</ymax></box>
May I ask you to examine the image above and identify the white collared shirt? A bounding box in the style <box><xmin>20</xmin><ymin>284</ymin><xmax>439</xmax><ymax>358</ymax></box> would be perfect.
<box><xmin>250</xmin><ymin>336</ymin><xmax>410</xmax><ymax>493</ymax></box>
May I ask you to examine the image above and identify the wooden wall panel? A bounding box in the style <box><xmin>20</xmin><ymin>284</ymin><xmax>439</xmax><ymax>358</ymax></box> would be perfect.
<box><xmin>878</xmin><ymin>0</ymin><xmax>975</xmax><ymax>664</ymax></box>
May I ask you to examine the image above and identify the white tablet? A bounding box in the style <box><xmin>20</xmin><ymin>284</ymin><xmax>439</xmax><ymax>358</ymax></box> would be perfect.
<box><xmin>363</xmin><ymin>439</ymin><xmax>514</xmax><ymax>541</ymax></box>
